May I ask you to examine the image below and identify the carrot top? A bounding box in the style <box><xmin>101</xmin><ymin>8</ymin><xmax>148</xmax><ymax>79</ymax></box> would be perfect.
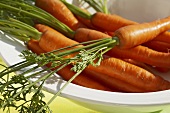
<box><xmin>0</xmin><ymin>0</ymin><xmax>74</xmax><ymax>38</ymax></box>
<box><xmin>0</xmin><ymin>18</ymin><xmax>118</xmax><ymax>112</ymax></box>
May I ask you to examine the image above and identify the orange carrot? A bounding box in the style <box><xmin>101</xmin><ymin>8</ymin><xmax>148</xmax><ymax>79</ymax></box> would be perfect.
<box><xmin>154</xmin><ymin>67</ymin><xmax>170</xmax><ymax>73</ymax></box>
<box><xmin>123</xmin><ymin>59</ymin><xmax>155</xmax><ymax>74</ymax></box>
<box><xmin>75</xmin><ymin>8</ymin><xmax>96</xmax><ymax>30</ymax></box>
<box><xmin>27</xmin><ymin>38</ymin><xmax>113</xmax><ymax>91</ymax></box>
<box><xmin>35</xmin><ymin>24</ymin><xmax>170</xmax><ymax>92</ymax></box>
<box><xmin>35</xmin><ymin>24</ymin><xmax>82</xmax><ymax>55</ymax></box>
<box><xmin>113</xmin><ymin>16</ymin><xmax>170</xmax><ymax>49</ymax></box>
<box><xmin>143</xmin><ymin>40</ymin><xmax>170</xmax><ymax>53</ymax></box>
<box><xmin>83</xmin><ymin>69</ymin><xmax>149</xmax><ymax>93</ymax></box>
<box><xmin>35</xmin><ymin>0</ymin><xmax>86</xmax><ymax>30</ymax></box>
<box><xmin>34</xmin><ymin>0</ymin><xmax>170</xmax><ymax>49</ymax></box>
<box><xmin>86</xmin><ymin>57</ymin><xmax>170</xmax><ymax>92</ymax></box>
<box><xmin>153</xmin><ymin>31</ymin><xmax>170</xmax><ymax>43</ymax></box>
<box><xmin>91</xmin><ymin>12</ymin><xmax>137</xmax><ymax>32</ymax></box>
<box><xmin>27</xmin><ymin>39</ymin><xmax>45</xmax><ymax>54</ymax></box>
<box><xmin>61</xmin><ymin>1</ymin><xmax>170</xmax><ymax>46</ymax></box>
<box><xmin>56</xmin><ymin>65</ymin><xmax>113</xmax><ymax>91</ymax></box>
<box><xmin>74</xmin><ymin>14</ymin><xmax>170</xmax><ymax>49</ymax></box>
<box><xmin>61</xmin><ymin>1</ymin><xmax>137</xmax><ymax>31</ymax></box>
<box><xmin>73</xmin><ymin>28</ymin><xmax>170</xmax><ymax>68</ymax></box>
<box><xmin>106</xmin><ymin>45</ymin><xmax>170</xmax><ymax>68</ymax></box>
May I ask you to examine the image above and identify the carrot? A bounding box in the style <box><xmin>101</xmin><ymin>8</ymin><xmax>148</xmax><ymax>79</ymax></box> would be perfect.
<box><xmin>106</xmin><ymin>45</ymin><xmax>170</xmax><ymax>68</ymax></box>
<box><xmin>27</xmin><ymin>39</ymin><xmax>45</xmax><ymax>54</ymax></box>
<box><xmin>56</xmin><ymin>64</ymin><xmax>113</xmax><ymax>91</ymax></box>
<box><xmin>75</xmin><ymin>8</ymin><xmax>96</xmax><ymax>30</ymax></box>
<box><xmin>83</xmin><ymin>69</ymin><xmax>149</xmax><ymax>93</ymax></box>
<box><xmin>36</xmin><ymin>24</ymin><xmax>170</xmax><ymax>68</ymax></box>
<box><xmin>61</xmin><ymin>0</ymin><xmax>137</xmax><ymax>31</ymax></box>
<box><xmin>2</xmin><ymin>18</ymin><xmax>170</xmax><ymax>93</ymax></box>
<box><xmin>86</xmin><ymin>57</ymin><xmax>170</xmax><ymax>92</ymax></box>
<box><xmin>91</xmin><ymin>12</ymin><xmax>138</xmax><ymax>32</ymax></box>
<box><xmin>61</xmin><ymin>1</ymin><xmax>170</xmax><ymax>45</ymax></box>
<box><xmin>35</xmin><ymin>24</ymin><xmax>170</xmax><ymax>92</ymax></box>
<box><xmin>27</xmin><ymin>38</ymin><xmax>113</xmax><ymax>91</ymax></box>
<box><xmin>35</xmin><ymin>24</ymin><xmax>82</xmax><ymax>54</ymax></box>
<box><xmin>73</xmin><ymin>28</ymin><xmax>170</xmax><ymax>68</ymax></box>
<box><xmin>153</xmin><ymin>31</ymin><xmax>170</xmax><ymax>43</ymax></box>
<box><xmin>114</xmin><ymin>16</ymin><xmax>170</xmax><ymax>49</ymax></box>
<box><xmin>65</xmin><ymin>4</ymin><xmax>170</xmax><ymax>49</ymax></box>
<box><xmin>154</xmin><ymin>67</ymin><xmax>170</xmax><ymax>73</ymax></box>
<box><xmin>90</xmin><ymin>13</ymin><xmax>170</xmax><ymax>45</ymax></box>
<box><xmin>123</xmin><ymin>59</ymin><xmax>155</xmax><ymax>74</ymax></box>
<box><xmin>143</xmin><ymin>40</ymin><xmax>170</xmax><ymax>53</ymax></box>
<box><xmin>35</xmin><ymin>0</ymin><xmax>86</xmax><ymax>30</ymax></box>
<box><xmin>3</xmin><ymin>1</ymin><xmax>170</xmax><ymax>49</ymax></box>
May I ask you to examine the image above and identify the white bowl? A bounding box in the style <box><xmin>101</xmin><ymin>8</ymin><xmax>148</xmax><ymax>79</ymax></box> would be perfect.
<box><xmin>1</xmin><ymin>26</ymin><xmax>170</xmax><ymax>113</ymax></box>
<box><xmin>1</xmin><ymin>0</ymin><xmax>170</xmax><ymax>113</ymax></box>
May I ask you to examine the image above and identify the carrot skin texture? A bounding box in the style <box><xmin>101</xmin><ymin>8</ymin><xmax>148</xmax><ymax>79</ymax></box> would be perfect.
<box><xmin>35</xmin><ymin>0</ymin><xmax>85</xmax><ymax>30</ymax></box>
<box><xmin>123</xmin><ymin>59</ymin><xmax>155</xmax><ymax>74</ymax></box>
<box><xmin>74</xmin><ymin>28</ymin><xmax>111</xmax><ymax>43</ymax></box>
<box><xmin>153</xmin><ymin>31</ymin><xmax>170</xmax><ymax>43</ymax></box>
<box><xmin>91</xmin><ymin>12</ymin><xmax>137</xmax><ymax>32</ymax></box>
<box><xmin>143</xmin><ymin>40</ymin><xmax>170</xmax><ymax>53</ymax></box>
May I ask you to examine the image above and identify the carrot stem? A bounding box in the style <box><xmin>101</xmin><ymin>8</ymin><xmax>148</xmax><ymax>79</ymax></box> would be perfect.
<box><xmin>61</xmin><ymin>0</ymin><xmax>92</xmax><ymax>19</ymax></box>
<box><xmin>0</xmin><ymin>1</ymin><xmax>74</xmax><ymax>38</ymax></box>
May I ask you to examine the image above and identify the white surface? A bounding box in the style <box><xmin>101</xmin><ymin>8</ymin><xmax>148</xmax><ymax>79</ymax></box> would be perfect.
<box><xmin>108</xmin><ymin>0</ymin><xmax>170</xmax><ymax>23</ymax></box>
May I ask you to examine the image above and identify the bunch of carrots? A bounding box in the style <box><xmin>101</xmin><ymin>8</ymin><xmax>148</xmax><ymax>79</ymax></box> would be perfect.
<box><xmin>34</xmin><ymin>0</ymin><xmax>170</xmax><ymax>91</ymax></box>
<box><xmin>1</xmin><ymin>0</ymin><xmax>170</xmax><ymax>112</ymax></box>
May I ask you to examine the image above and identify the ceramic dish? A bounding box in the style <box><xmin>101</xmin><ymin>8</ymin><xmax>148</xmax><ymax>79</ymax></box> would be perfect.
<box><xmin>1</xmin><ymin>0</ymin><xmax>170</xmax><ymax>113</ymax></box>
<box><xmin>1</xmin><ymin>26</ymin><xmax>170</xmax><ymax>113</ymax></box>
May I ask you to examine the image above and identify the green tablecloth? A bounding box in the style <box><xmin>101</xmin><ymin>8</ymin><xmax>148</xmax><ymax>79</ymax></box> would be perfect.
<box><xmin>0</xmin><ymin>58</ymin><xmax>100</xmax><ymax>113</ymax></box>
